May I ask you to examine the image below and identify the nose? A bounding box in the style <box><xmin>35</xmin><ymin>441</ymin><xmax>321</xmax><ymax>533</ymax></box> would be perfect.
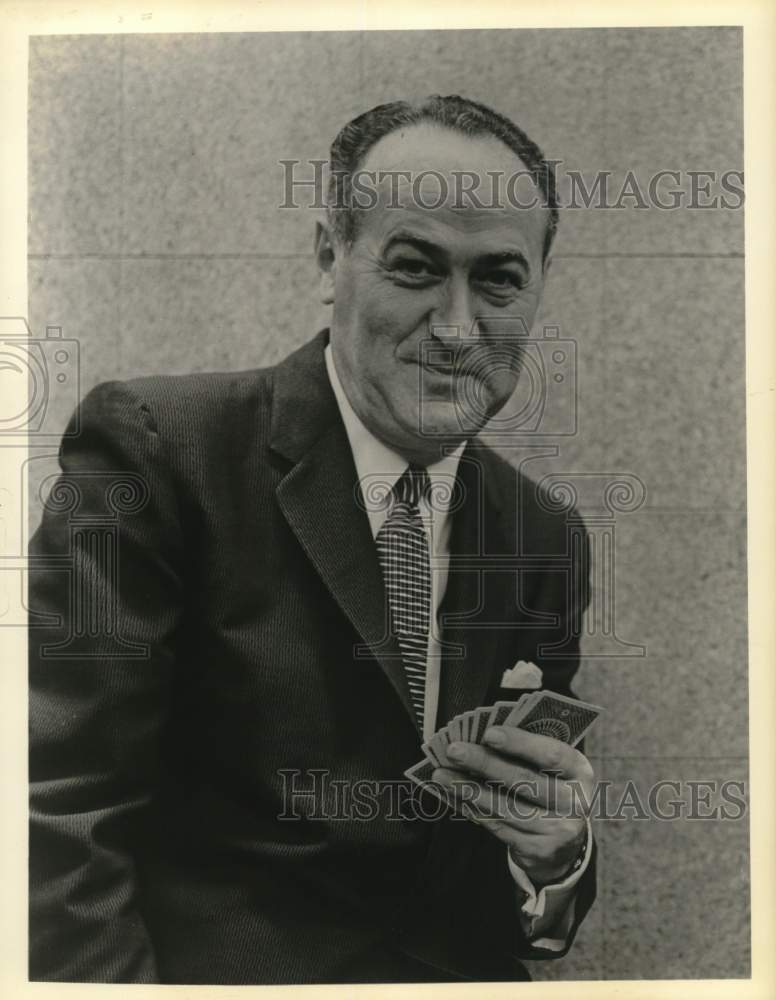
<box><xmin>430</xmin><ymin>275</ymin><xmax>481</xmax><ymax>343</ymax></box>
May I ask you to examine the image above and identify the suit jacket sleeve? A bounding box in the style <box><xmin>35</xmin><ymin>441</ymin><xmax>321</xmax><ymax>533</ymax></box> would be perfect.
<box><xmin>28</xmin><ymin>380</ymin><xmax>185</xmax><ymax>982</ymax></box>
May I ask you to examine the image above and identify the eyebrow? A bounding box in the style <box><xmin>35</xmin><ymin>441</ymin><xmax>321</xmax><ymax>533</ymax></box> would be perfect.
<box><xmin>382</xmin><ymin>232</ymin><xmax>531</xmax><ymax>273</ymax></box>
<box><xmin>476</xmin><ymin>250</ymin><xmax>531</xmax><ymax>272</ymax></box>
<box><xmin>382</xmin><ymin>233</ymin><xmax>443</xmax><ymax>259</ymax></box>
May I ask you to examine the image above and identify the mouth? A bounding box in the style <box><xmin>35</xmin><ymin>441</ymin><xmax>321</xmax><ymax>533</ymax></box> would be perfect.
<box><xmin>412</xmin><ymin>351</ymin><xmax>479</xmax><ymax>379</ymax></box>
<box><xmin>420</xmin><ymin>357</ymin><xmax>458</xmax><ymax>377</ymax></box>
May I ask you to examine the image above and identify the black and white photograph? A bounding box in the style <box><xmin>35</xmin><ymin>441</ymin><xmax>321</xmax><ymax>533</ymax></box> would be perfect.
<box><xmin>1</xmin><ymin>4</ymin><xmax>773</xmax><ymax>994</ymax></box>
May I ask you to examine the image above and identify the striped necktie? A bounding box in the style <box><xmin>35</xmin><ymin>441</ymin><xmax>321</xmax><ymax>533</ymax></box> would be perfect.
<box><xmin>375</xmin><ymin>464</ymin><xmax>431</xmax><ymax>731</ymax></box>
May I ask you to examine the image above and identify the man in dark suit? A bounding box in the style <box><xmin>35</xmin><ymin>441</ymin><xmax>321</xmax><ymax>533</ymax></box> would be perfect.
<box><xmin>28</xmin><ymin>95</ymin><xmax>596</xmax><ymax>984</ymax></box>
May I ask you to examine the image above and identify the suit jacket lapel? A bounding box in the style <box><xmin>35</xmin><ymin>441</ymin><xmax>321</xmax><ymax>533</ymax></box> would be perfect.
<box><xmin>269</xmin><ymin>332</ymin><xmax>417</xmax><ymax>726</ymax></box>
<box><xmin>435</xmin><ymin>444</ymin><xmax>515</xmax><ymax>727</ymax></box>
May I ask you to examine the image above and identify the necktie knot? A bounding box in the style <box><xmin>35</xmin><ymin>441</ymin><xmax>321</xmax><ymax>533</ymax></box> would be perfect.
<box><xmin>393</xmin><ymin>463</ymin><xmax>430</xmax><ymax>509</ymax></box>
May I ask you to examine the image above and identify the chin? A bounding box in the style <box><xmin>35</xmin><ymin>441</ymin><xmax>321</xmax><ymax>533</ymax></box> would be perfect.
<box><xmin>408</xmin><ymin>399</ymin><xmax>482</xmax><ymax>446</ymax></box>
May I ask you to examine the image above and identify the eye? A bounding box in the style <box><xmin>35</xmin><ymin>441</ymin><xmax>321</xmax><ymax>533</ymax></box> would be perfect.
<box><xmin>388</xmin><ymin>257</ymin><xmax>439</xmax><ymax>284</ymax></box>
<box><xmin>399</xmin><ymin>259</ymin><xmax>430</xmax><ymax>275</ymax></box>
<box><xmin>480</xmin><ymin>269</ymin><xmax>524</xmax><ymax>291</ymax></box>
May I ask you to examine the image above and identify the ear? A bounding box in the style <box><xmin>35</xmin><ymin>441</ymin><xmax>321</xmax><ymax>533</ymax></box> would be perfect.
<box><xmin>315</xmin><ymin>217</ymin><xmax>338</xmax><ymax>305</ymax></box>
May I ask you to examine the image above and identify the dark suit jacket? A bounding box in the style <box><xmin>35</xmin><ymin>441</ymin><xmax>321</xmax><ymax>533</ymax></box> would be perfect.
<box><xmin>28</xmin><ymin>330</ymin><xmax>595</xmax><ymax>984</ymax></box>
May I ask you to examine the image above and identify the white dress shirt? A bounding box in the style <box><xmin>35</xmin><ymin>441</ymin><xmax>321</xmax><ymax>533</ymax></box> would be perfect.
<box><xmin>324</xmin><ymin>344</ymin><xmax>591</xmax><ymax>950</ymax></box>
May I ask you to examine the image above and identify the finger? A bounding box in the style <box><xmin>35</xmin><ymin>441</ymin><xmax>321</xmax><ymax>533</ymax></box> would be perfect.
<box><xmin>443</xmin><ymin>743</ymin><xmax>573</xmax><ymax>812</ymax></box>
<box><xmin>432</xmin><ymin>769</ymin><xmax>561</xmax><ymax>829</ymax></box>
<box><xmin>432</xmin><ymin>768</ymin><xmax>588</xmax><ymax>873</ymax></box>
<box><xmin>481</xmin><ymin>726</ymin><xmax>594</xmax><ymax>783</ymax></box>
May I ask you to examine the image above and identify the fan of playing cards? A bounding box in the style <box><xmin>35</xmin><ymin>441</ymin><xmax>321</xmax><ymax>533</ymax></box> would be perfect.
<box><xmin>405</xmin><ymin>690</ymin><xmax>603</xmax><ymax>795</ymax></box>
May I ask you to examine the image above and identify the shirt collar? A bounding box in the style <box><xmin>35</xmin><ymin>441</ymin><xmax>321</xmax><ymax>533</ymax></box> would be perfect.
<box><xmin>324</xmin><ymin>343</ymin><xmax>465</xmax><ymax>537</ymax></box>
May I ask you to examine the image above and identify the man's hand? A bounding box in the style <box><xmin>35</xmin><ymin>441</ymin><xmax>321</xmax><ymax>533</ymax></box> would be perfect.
<box><xmin>432</xmin><ymin>725</ymin><xmax>595</xmax><ymax>887</ymax></box>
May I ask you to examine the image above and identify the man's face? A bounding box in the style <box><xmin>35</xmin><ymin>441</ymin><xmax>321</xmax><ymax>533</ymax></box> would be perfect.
<box><xmin>319</xmin><ymin>123</ymin><xmax>550</xmax><ymax>462</ymax></box>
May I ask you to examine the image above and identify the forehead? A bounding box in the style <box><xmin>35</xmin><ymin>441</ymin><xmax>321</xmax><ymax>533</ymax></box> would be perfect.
<box><xmin>353</xmin><ymin>122</ymin><xmax>550</xmax><ymax>261</ymax></box>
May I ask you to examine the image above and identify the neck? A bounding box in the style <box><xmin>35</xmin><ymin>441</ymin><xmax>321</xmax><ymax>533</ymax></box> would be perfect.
<box><xmin>369</xmin><ymin>428</ymin><xmax>466</xmax><ymax>468</ymax></box>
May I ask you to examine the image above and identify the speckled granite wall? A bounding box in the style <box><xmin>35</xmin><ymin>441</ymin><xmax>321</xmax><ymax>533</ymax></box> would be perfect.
<box><xmin>27</xmin><ymin>28</ymin><xmax>748</xmax><ymax>980</ymax></box>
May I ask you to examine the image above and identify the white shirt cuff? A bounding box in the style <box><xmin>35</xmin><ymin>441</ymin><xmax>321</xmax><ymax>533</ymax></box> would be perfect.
<box><xmin>506</xmin><ymin>818</ymin><xmax>593</xmax><ymax>951</ymax></box>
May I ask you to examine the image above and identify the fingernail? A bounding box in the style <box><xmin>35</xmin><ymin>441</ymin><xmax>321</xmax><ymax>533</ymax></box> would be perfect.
<box><xmin>447</xmin><ymin>743</ymin><xmax>465</xmax><ymax>760</ymax></box>
<box><xmin>484</xmin><ymin>728</ymin><xmax>505</xmax><ymax>747</ymax></box>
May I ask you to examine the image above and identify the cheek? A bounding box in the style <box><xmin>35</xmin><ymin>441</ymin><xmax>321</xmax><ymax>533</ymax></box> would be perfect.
<box><xmin>482</xmin><ymin>289</ymin><xmax>544</xmax><ymax>381</ymax></box>
<box><xmin>485</xmin><ymin>364</ymin><xmax>521</xmax><ymax>398</ymax></box>
<box><xmin>511</xmin><ymin>287</ymin><xmax>543</xmax><ymax>328</ymax></box>
<box><xmin>365</xmin><ymin>284</ymin><xmax>431</xmax><ymax>343</ymax></box>
<box><xmin>472</xmin><ymin>342</ymin><xmax>525</xmax><ymax>404</ymax></box>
